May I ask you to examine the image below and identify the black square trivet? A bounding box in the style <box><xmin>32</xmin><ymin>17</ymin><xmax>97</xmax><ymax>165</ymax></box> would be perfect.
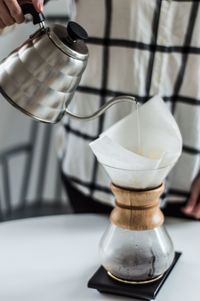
<box><xmin>88</xmin><ymin>252</ymin><xmax>181</xmax><ymax>300</ymax></box>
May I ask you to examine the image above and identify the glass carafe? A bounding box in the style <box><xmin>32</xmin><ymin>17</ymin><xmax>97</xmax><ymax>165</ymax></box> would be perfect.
<box><xmin>99</xmin><ymin>166</ymin><xmax>175</xmax><ymax>284</ymax></box>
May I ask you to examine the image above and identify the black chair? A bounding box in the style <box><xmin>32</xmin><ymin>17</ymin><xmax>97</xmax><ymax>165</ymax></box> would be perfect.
<box><xmin>0</xmin><ymin>120</ymin><xmax>70</xmax><ymax>222</ymax></box>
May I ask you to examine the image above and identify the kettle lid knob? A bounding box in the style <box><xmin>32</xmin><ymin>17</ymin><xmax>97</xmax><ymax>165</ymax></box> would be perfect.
<box><xmin>67</xmin><ymin>22</ymin><xmax>88</xmax><ymax>41</ymax></box>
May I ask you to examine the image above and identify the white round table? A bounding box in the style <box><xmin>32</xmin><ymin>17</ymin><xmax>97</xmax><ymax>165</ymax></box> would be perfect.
<box><xmin>0</xmin><ymin>214</ymin><xmax>199</xmax><ymax>301</ymax></box>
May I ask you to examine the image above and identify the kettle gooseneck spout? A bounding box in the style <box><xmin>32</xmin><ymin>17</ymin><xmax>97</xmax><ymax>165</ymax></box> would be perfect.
<box><xmin>65</xmin><ymin>96</ymin><xmax>136</xmax><ymax>121</ymax></box>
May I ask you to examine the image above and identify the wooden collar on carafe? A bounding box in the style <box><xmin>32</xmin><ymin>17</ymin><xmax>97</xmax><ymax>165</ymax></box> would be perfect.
<box><xmin>110</xmin><ymin>183</ymin><xmax>165</xmax><ymax>231</ymax></box>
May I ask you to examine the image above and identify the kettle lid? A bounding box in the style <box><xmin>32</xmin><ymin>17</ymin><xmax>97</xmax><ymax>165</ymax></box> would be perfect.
<box><xmin>48</xmin><ymin>22</ymin><xmax>89</xmax><ymax>60</ymax></box>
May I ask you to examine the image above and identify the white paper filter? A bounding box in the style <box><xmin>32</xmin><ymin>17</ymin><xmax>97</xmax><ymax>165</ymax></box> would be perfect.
<box><xmin>90</xmin><ymin>95</ymin><xmax>182</xmax><ymax>189</ymax></box>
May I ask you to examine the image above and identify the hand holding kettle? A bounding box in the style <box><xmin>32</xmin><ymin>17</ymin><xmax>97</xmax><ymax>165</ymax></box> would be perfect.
<box><xmin>0</xmin><ymin>0</ymin><xmax>44</xmax><ymax>29</ymax></box>
<box><xmin>0</xmin><ymin>0</ymin><xmax>136</xmax><ymax>123</ymax></box>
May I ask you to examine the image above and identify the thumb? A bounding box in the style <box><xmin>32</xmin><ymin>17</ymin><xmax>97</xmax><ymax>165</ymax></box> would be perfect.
<box><xmin>32</xmin><ymin>0</ymin><xmax>44</xmax><ymax>12</ymax></box>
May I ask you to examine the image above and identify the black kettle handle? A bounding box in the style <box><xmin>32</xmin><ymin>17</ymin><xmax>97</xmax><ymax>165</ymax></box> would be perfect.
<box><xmin>20</xmin><ymin>2</ymin><xmax>45</xmax><ymax>25</ymax></box>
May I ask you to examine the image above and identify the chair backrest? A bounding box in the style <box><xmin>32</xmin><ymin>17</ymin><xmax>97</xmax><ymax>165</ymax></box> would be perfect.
<box><xmin>0</xmin><ymin>119</ymin><xmax>68</xmax><ymax>221</ymax></box>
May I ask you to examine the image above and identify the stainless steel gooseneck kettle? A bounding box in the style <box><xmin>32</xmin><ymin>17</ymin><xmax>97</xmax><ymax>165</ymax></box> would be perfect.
<box><xmin>0</xmin><ymin>3</ymin><xmax>135</xmax><ymax>123</ymax></box>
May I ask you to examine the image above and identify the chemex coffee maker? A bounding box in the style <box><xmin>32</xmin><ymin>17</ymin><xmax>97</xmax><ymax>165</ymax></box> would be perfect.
<box><xmin>0</xmin><ymin>2</ymin><xmax>135</xmax><ymax>123</ymax></box>
<box><xmin>88</xmin><ymin>96</ymin><xmax>182</xmax><ymax>299</ymax></box>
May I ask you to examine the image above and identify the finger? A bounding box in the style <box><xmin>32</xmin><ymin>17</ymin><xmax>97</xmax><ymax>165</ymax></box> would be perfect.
<box><xmin>182</xmin><ymin>187</ymin><xmax>199</xmax><ymax>214</ymax></box>
<box><xmin>0</xmin><ymin>1</ymin><xmax>15</xmax><ymax>26</ymax></box>
<box><xmin>32</xmin><ymin>0</ymin><xmax>44</xmax><ymax>12</ymax></box>
<box><xmin>4</xmin><ymin>0</ymin><xmax>24</xmax><ymax>24</ymax></box>
<box><xmin>191</xmin><ymin>203</ymin><xmax>200</xmax><ymax>220</ymax></box>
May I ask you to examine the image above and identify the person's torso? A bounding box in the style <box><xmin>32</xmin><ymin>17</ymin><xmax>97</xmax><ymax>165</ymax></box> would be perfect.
<box><xmin>59</xmin><ymin>0</ymin><xmax>200</xmax><ymax>205</ymax></box>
